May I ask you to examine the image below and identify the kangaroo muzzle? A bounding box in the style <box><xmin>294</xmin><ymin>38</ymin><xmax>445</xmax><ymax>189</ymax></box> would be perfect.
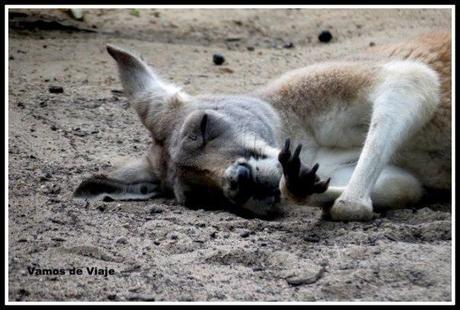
<box><xmin>223</xmin><ymin>158</ymin><xmax>282</xmax><ymax>215</ymax></box>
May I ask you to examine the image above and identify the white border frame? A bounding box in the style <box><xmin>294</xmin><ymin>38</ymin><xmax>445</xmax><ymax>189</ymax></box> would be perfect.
<box><xmin>4</xmin><ymin>4</ymin><xmax>455</xmax><ymax>306</ymax></box>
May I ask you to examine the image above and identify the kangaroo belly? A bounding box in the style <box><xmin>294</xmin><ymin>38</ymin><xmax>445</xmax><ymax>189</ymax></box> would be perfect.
<box><xmin>309</xmin><ymin>102</ymin><xmax>371</xmax><ymax>148</ymax></box>
<box><xmin>311</xmin><ymin>147</ymin><xmax>362</xmax><ymax>179</ymax></box>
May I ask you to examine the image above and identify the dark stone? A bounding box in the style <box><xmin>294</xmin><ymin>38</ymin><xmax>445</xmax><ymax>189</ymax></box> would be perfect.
<box><xmin>240</xmin><ymin>231</ymin><xmax>250</xmax><ymax>238</ymax></box>
<box><xmin>304</xmin><ymin>235</ymin><xmax>320</xmax><ymax>243</ymax></box>
<box><xmin>213</xmin><ymin>54</ymin><xmax>225</xmax><ymax>65</ymax></box>
<box><xmin>318</xmin><ymin>31</ymin><xmax>333</xmax><ymax>43</ymax></box>
<box><xmin>49</xmin><ymin>86</ymin><xmax>64</xmax><ymax>94</ymax></box>
<box><xmin>149</xmin><ymin>207</ymin><xmax>164</xmax><ymax>214</ymax></box>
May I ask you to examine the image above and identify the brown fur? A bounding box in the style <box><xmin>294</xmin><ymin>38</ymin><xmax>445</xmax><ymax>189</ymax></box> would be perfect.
<box><xmin>257</xmin><ymin>32</ymin><xmax>451</xmax><ymax>134</ymax></box>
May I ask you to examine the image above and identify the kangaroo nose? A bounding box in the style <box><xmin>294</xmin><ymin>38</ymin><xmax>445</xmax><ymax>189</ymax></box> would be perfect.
<box><xmin>236</xmin><ymin>163</ymin><xmax>252</xmax><ymax>185</ymax></box>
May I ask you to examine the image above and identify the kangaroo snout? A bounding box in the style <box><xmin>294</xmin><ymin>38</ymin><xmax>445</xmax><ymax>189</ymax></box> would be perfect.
<box><xmin>226</xmin><ymin>162</ymin><xmax>253</xmax><ymax>204</ymax></box>
<box><xmin>223</xmin><ymin>159</ymin><xmax>282</xmax><ymax>215</ymax></box>
<box><xmin>234</xmin><ymin>163</ymin><xmax>252</xmax><ymax>188</ymax></box>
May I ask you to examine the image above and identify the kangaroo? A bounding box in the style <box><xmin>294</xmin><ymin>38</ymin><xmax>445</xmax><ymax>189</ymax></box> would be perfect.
<box><xmin>74</xmin><ymin>32</ymin><xmax>451</xmax><ymax>221</ymax></box>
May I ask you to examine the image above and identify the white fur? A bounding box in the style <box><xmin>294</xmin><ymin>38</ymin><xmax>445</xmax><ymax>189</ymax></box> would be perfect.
<box><xmin>325</xmin><ymin>61</ymin><xmax>440</xmax><ymax>220</ymax></box>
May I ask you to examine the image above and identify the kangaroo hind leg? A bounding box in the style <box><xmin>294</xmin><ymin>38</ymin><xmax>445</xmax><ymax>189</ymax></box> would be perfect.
<box><xmin>329</xmin><ymin>61</ymin><xmax>440</xmax><ymax>221</ymax></box>
<box><xmin>74</xmin><ymin>156</ymin><xmax>161</xmax><ymax>202</ymax></box>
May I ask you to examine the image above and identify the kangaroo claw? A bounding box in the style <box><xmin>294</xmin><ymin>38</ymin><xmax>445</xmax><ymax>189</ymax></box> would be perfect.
<box><xmin>278</xmin><ymin>139</ymin><xmax>330</xmax><ymax>198</ymax></box>
<box><xmin>278</xmin><ymin>138</ymin><xmax>291</xmax><ymax>168</ymax></box>
<box><xmin>313</xmin><ymin>177</ymin><xmax>331</xmax><ymax>194</ymax></box>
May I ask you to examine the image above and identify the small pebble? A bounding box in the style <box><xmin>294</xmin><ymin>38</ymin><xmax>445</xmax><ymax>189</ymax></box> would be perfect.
<box><xmin>149</xmin><ymin>207</ymin><xmax>164</xmax><ymax>214</ymax></box>
<box><xmin>240</xmin><ymin>231</ymin><xmax>250</xmax><ymax>238</ymax></box>
<box><xmin>318</xmin><ymin>31</ymin><xmax>333</xmax><ymax>43</ymax></box>
<box><xmin>369</xmin><ymin>41</ymin><xmax>376</xmax><ymax>47</ymax></box>
<box><xmin>116</xmin><ymin>237</ymin><xmax>128</xmax><ymax>245</ymax></box>
<box><xmin>213</xmin><ymin>54</ymin><xmax>225</xmax><ymax>65</ymax></box>
<box><xmin>126</xmin><ymin>294</ymin><xmax>156</xmax><ymax>301</ymax></box>
<box><xmin>283</xmin><ymin>42</ymin><xmax>295</xmax><ymax>49</ymax></box>
<box><xmin>304</xmin><ymin>235</ymin><xmax>320</xmax><ymax>243</ymax></box>
<box><xmin>73</xmin><ymin>131</ymin><xmax>88</xmax><ymax>137</ymax></box>
<box><xmin>39</xmin><ymin>172</ymin><xmax>52</xmax><ymax>181</ymax></box>
<box><xmin>46</xmin><ymin>184</ymin><xmax>61</xmax><ymax>194</ymax></box>
<box><xmin>286</xmin><ymin>267</ymin><xmax>325</xmax><ymax>286</ymax></box>
<box><xmin>49</xmin><ymin>86</ymin><xmax>64</xmax><ymax>94</ymax></box>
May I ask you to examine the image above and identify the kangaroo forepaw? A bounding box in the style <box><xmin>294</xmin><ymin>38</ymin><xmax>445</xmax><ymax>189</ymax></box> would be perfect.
<box><xmin>278</xmin><ymin>138</ymin><xmax>330</xmax><ymax>199</ymax></box>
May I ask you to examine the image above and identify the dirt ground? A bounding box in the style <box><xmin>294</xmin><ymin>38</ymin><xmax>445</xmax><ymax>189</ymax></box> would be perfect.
<box><xmin>8</xmin><ymin>8</ymin><xmax>452</xmax><ymax>302</ymax></box>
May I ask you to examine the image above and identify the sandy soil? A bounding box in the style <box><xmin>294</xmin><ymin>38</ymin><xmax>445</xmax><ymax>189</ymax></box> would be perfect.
<box><xmin>8</xmin><ymin>8</ymin><xmax>452</xmax><ymax>302</ymax></box>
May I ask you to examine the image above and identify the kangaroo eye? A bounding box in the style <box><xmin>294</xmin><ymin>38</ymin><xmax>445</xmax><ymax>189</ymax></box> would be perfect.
<box><xmin>200</xmin><ymin>113</ymin><xmax>208</xmax><ymax>146</ymax></box>
<box><xmin>181</xmin><ymin>111</ymin><xmax>225</xmax><ymax>149</ymax></box>
<box><xmin>244</xmin><ymin>150</ymin><xmax>267</xmax><ymax>160</ymax></box>
<box><xmin>185</xmin><ymin>114</ymin><xmax>208</xmax><ymax>145</ymax></box>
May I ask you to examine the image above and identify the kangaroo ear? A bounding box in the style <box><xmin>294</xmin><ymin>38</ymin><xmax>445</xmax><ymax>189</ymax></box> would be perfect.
<box><xmin>106</xmin><ymin>44</ymin><xmax>185</xmax><ymax>100</ymax></box>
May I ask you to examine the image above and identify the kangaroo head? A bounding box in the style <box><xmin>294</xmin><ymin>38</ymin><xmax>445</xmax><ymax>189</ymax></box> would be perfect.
<box><xmin>107</xmin><ymin>45</ymin><xmax>283</xmax><ymax>217</ymax></box>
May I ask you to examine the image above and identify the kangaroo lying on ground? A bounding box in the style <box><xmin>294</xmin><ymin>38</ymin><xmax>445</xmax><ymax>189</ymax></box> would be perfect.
<box><xmin>74</xmin><ymin>32</ymin><xmax>451</xmax><ymax>221</ymax></box>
